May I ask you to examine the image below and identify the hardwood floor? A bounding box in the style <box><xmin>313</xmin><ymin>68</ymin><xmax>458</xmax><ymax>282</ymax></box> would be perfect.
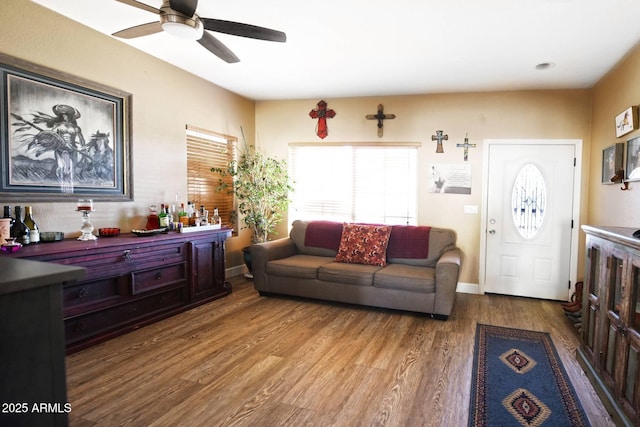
<box><xmin>66</xmin><ymin>277</ymin><xmax>614</xmax><ymax>426</ymax></box>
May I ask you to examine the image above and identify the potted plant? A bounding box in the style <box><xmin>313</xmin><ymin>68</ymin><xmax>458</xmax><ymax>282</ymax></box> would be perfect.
<box><xmin>211</xmin><ymin>136</ymin><xmax>292</xmax><ymax>276</ymax></box>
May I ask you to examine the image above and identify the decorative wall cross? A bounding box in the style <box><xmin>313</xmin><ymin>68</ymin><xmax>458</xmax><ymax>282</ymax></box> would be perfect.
<box><xmin>431</xmin><ymin>130</ymin><xmax>448</xmax><ymax>153</ymax></box>
<box><xmin>456</xmin><ymin>134</ymin><xmax>476</xmax><ymax>161</ymax></box>
<box><xmin>309</xmin><ymin>100</ymin><xmax>336</xmax><ymax>139</ymax></box>
<box><xmin>365</xmin><ymin>104</ymin><xmax>396</xmax><ymax>138</ymax></box>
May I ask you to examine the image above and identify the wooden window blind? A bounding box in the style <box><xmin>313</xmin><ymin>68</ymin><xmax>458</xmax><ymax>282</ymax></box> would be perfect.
<box><xmin>289</xmin><ymin>142</ymin><xmax>418</xmax><ymax>225</ymax></box>
<box><xmin>186</xmin><ymin>125</ymin><xmax>237</xmax><ymax>232</ymax></box>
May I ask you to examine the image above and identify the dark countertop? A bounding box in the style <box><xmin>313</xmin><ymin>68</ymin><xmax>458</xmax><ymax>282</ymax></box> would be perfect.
<box><xmin>0</xmin><ymin>257</ymin><xmax>86</xmax><ymax>295</ymax></box>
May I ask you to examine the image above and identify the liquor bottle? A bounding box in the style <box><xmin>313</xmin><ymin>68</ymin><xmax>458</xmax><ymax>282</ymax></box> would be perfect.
<box><xmin>167</xmin><ymin>205</ymin><xmax>175</xmax><ymax>231</ymax></box>
<box><xmin>158</xmin><ymin>203</ymin><xmax>169</xmax><ymax>228</ymax></box>
<box><xmin>146</xmin><ymin>205</ymin><xmax>160</xmax><ymax>230</ymax></box>
<box><xmin>199</xmin><ymin>205</ymin><xmax>209</xmax><ymax>225</ymax></box>
<box><xmin>23</xmin><ymin>206</ymin><xmax>40</xmax><ymax>243</ymax></box>
<box><xmin>1</xmin><ymin>206</ymin><xmax>13</xmax><ymax>242</ymax></box>
<box><xmin>11</xmin><ymin>206</ymin><xmax>30</xmax><ymax>245</ymax></box>
<box><xmin>212</xmin><ymin>207</ymin><xmax>221</xmax><ymax>227</ymax></box>
<box><xmin>2</xmin><ymin>206</ymin><xmax>14</xmax><ymax>228</ymax></box>
<box><xmin>178</xmin><ymin>203</ymin><xmax>189</xmax><ymax>227</ymax></box>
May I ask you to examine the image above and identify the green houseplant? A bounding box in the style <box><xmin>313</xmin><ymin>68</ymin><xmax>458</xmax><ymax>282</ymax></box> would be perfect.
<box><xmin>211</xmin><ymin>138</ymin><xmax>293</xmax><ymax>245</ymax></box>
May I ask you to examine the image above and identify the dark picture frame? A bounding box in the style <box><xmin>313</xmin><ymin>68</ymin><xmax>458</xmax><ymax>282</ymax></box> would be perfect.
<box><xmin>0</xmin><ymin>53</ymin><xmax>132</xmax><ymax>201</ymax></box>
<box><xmin>602</xmin><ymin>143</ymin><xmax>624</xmax><ymax>184</ymax></box>
<box><xmin>625</xmin><ymin>136</ymin><xmax>640</xmax><ymax>182</ymax></box>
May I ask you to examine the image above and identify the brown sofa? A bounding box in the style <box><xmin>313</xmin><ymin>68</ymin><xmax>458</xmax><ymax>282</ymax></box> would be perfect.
<box><xmin>250</xmin><ymin>220</ymin><xmax>461</xmax><ymax>318</ymax></box>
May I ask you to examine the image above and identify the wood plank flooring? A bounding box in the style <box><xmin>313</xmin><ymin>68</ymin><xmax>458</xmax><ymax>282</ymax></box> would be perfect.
<box><xmin>66</xmin><ymin>277</ymin><xmax>614</xmax><ymax>426</ymax></box>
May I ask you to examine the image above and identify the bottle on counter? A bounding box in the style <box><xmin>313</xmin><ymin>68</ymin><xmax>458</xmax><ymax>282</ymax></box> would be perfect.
<box><xmin>212</xmin><ymin>207</ymin><xmax>221</xmax><ymax>227</ymax></box>
<box><xmin>167</xmin><ymin>205</ymin><xmax>175</xmax><ymax>231</ymax></box>
<box><xmin>158</xmin><ymin>203</ymin><xmax>169</xmax><ymax>228</ymax></box>
<box><xmin>1</xmin><ymin>206</ymin><xmax>13</xmax><ymax>242</ymax></box>
<box><xmin>178</xmin><ymin>203</ymin><xmax>189</xmax><ymax>227</ymax></box>
<box><xmin>23</xmin><ymin>206</ymin><xmax>40</xmax><ymax>243</ymax></box>
<box><xmin>146</xmin><ymin>205</ymin><xmax>160</xmax><ymax>230</ymax></box>
<box><xmin>11</xmin><ymin>205</ymin><xmax>30</xmax><ymax>245</ymax></box>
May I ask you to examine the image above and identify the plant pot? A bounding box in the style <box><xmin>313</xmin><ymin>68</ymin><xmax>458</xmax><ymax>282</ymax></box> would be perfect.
<box><xmin>242</xmin><ymin>246</ymin><xmax>253</xmax><ymax>279</ymax></box>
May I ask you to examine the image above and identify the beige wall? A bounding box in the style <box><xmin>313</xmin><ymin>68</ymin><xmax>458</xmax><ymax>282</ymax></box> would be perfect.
<box><xmin>5</xmin><ymin>0</ymin><xmax>623</xmax><ymax>284</ymax></box>
<box><xmin>0</xmin><ymin>0</ymin><xmax>254</xmax><ymax>267</ymax></box>
<box><xmin>590</xmin><ymin>42</ymin><xmax>640</xmax><ymax>227</ymax></box>
<box><xmin>256</xmin><ymin>91</ymin><xmax>592</xmax><ymax>284</ymax></box>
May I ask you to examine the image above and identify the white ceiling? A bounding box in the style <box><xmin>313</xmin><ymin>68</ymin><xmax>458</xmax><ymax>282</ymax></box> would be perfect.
<box><xmin>32</xmin><ymin>0</ymin><xmax>640</xmax><ymax>101</ymax></box>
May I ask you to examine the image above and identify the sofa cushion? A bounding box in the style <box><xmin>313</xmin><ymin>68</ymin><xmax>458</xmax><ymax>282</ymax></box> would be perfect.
<box><xmin>374</xmin><ymin>264</ymin><xmax>436</xmax><ymax>293</ymax></box>
<box><xmin>387</xmin><ymin>225</ymin><xmax>431</xmax><ymax>259</ymax></box>
<box><xmin>290</xmin><ymin>220</ymin><xmax>339</xmax><ymax>257</ymax></box>
<box><xmin>266</xmin><ymin>255</ymin><xmax>335</xmax><ymax>279</ymax></box>
<box><xmin>318</xmin><ymin>262</ymin><xmax>382</xmax><ymax>286</ymax></box>
<box><xmin>387</xmin><ymin>228</ymin><xmax>456</xmax><ymax>267</ymax></box>
<box><xmin>304</xmin><ymin>221</ymin><xmax>343</xmax><ymax>251</ymax></box>
<box><xmin>335</xmin><ymin>223</ymin><xmax>392</xmax><ymax>266</ymax></box>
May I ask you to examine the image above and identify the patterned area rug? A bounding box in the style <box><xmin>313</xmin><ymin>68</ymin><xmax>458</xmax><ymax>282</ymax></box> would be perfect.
<box><xmin>468</xmin><ymin>324</ymin><xmax>590</xmax><ymax>426</ymax></box>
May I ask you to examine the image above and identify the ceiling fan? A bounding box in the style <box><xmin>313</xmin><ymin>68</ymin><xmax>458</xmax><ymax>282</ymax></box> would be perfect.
<box><xmin>112</xmin><ymin>0</ymin><xmax>286</xmax><ymax>63</ymax></box>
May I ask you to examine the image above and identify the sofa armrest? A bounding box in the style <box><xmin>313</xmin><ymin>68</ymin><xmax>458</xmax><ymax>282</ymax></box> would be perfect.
<box><xmin>250</xmin><ymin>238</ymin><xmax>297</xmax><ymax>291</ymax></box>
<box><xmin>433</xmin><ymin>248</ymin><xmax>461</xmax><ymax>317</ymax></box>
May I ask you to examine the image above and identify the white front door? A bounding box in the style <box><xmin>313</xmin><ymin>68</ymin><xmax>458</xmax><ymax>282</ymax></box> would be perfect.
<box><xmin>483</xmin><ymin>143</ymin><xmax>576</xmax><ymax>300</ymax></box>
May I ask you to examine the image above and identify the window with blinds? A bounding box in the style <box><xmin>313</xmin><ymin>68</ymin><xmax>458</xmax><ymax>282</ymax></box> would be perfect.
<box><xmin>186</xmin><ymin>125</ymin><xmax>237</xmax><ymax>232</ymax></box>
<box><xmin>289</xmin><ymin>143</ymin><xmax>418</xmax><ymax>225</ymax></box>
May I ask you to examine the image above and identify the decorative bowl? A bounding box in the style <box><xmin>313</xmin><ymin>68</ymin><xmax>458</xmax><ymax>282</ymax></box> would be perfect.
<box><xmin>40</xmin><ymin>231</ymin><xmax>65</xmax><ymax>242</ymax></box>
<box><xmin>1</xmin><ymin>238</ymin><xmax>22</xmax><ymax>253</ymax></box>
<box><xmin>98</xmin><ymin>228</ymin><xmax>120</xmax><ymax>237</ymax></box>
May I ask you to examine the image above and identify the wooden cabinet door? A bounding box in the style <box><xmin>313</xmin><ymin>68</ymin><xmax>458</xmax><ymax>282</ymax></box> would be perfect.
<box><xmin>583</xmin><ymin>238</ymin><xmax>602</xmax><ymax>361</ymax></box>
<box><xmin>618</xmin><ymin>252</ymin><xmax>640</xmax><ymax>422</ymax></box>
<box><xmin>189</xmin><ymin>237</ymin><xmax>229</xmax><ymax>301</ymax></box>
<box><xmin>601</xmin><ymin>245</ymin><xmax>626</xmax><ymax>392</ymax></box>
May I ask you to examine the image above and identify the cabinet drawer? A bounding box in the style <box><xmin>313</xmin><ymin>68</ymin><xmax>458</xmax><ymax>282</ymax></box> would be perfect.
<box><xmin>64</xmin><ymin>286</ymin><xmax>187</xmax><ymax>345</ymax></box>
<box><xmin>131</xmin><ymin>262</ymin><xmax>187</xmax><ymax>295</ymax></box>
<box><xmin>40</xmin><ymin>242</ymin><xmax>187</xmax><ymax>280</ymax></box>
<box><xmin>63</xmin><ymin>276</ymin><xmax>127</xmax><ymax>314</ymax></box>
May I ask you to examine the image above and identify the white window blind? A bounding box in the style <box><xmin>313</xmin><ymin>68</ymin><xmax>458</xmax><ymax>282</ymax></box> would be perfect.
<box><xmin>289</xmin><ymin>143</ymin><xmax>418</xmax><ymax>225</ymax></box>
<box><xmin>186</xmin><ymin>125</ymin><xmax>237</xmax><ymax>231</ymax></box>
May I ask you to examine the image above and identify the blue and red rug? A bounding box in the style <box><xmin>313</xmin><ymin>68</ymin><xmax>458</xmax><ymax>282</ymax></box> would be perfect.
<box><xmin>468</xmin><ymin>324</ymin><xmax>590</xmax><ymax>426</ymax></box>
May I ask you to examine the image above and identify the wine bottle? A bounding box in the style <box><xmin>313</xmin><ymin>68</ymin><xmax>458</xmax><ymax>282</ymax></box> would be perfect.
<box><xmin>23</xmin><ymin>206</ymin><xmax>40</xmax><ymax>243</ymax></box>
<box><xmin>11</xmin><ymin>206</ymin><xmax>30</xmax><ymax>245</ymax></box>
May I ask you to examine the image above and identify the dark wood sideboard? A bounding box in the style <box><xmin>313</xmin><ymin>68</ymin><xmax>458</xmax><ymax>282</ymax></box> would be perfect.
<box><xmin>5</xmin><ymin>228</ymin><xmax>232</xmax><ymax>354</ymax></box>
<box><xmin>578</xmin><ymin>225</ymin><xmax>640</xmax><ymax>426</ymax></box>
<box><xmin>1</xmin><ymin>257</ymin><xmax>85</xmax><ymax>427</ymax></box>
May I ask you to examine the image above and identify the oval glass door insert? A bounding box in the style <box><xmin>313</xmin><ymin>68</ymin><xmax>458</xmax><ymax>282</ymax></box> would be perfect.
<box><xmin>512</xmin><ymin>164</ymin><xmax>546</xmax><ymax>238</ymax></box>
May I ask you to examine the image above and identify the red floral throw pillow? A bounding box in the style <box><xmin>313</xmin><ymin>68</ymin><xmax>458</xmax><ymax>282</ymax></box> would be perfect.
<box><xmin>335</xmin><ymin>223</ymin><xmax>393</xmax><ymax>267</ymax></box>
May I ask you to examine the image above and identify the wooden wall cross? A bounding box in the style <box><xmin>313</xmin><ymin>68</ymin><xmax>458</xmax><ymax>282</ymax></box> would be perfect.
<box><xmin>431</xmin><ymin>130</ymin><xmax>448</xmax><ymax>153</ymax></box>
<box><xmin>309</xmin><ymin>100</ymin><xmax>336</xmax><ymax>139</ymax></box>
<box><xmin>456</xmin><ymin>134</ymin><xmax>476</xmax><ymax>161</ymax></box>
<box><xmin>365</xmin><ymin>104</ymin><xmax>396</xmax><ymax>138</ymax></box>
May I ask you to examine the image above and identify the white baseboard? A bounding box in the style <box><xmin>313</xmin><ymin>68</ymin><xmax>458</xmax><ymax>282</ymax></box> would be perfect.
<box><xmin>226</xmin><ymin>264</ymin><xmax>247</xmax><ymax>278</ymax></box>
<box><xmin>457</xmin><ymin>282</ymin><xmax>480</xmax><ymax>294</ymax></box>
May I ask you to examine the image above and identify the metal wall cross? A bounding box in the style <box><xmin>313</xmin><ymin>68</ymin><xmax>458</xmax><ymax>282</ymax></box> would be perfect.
<box><xmin>309</xmin><ymin>100</ymin><xmax>336</xmax><ymax>139</ymax></box>
<box><xmin>456</xmin><ymin>134</ymin><xmax>476</xmax><ymax>161</ymax></box>
<box><xmin>431</xmin><ymin>130</ymin><xmax>448</xmax><ymax>153</ymax></box>
<box><xmin>365</xmin><ymin>104</ymin><xmax>396</xmax><ymax>138</ymax></box>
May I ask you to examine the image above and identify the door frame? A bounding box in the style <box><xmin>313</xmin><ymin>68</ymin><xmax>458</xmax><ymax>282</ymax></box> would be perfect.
<box><xmin>479</xmin><ymin>139</ymin><xmax>583</xmax><ymax>298</ymax></box>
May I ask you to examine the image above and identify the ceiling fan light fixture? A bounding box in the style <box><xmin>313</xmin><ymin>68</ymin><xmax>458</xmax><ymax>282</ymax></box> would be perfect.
<box><xmin>161</xmin><ymin>14</ymin><xmax>204</xmax><ymax>40</ymax></box>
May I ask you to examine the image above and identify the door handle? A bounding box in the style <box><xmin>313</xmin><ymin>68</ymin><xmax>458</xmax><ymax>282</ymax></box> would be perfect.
<box><xmin>488</xmin><ymin>229</ymin><xmax>496</xmax><ymax>234</ymax></box>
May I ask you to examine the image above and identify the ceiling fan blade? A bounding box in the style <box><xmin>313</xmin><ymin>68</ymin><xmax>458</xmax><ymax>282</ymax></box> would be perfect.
<box><xmin>201</xmin><ymin>18</ymin><xmax>286</xmax><ymax>42</ymax></box>
<box><xmin>169</xmin><ymin>0</ymin><xmax>198</xmax><ymax>18</ymax></box>
<box><xmin>115</xmin><ymin>0</ymin><xmax>161</xmax><ymax>15</ymax></box>
<box><xmin>198</xmin><ymin>32</ymin><xmax>240</xmax><ymax>63</ymax></box>
<box><xmin>112</xmin><ymin>22</ymin><xmax>163</xmax><ymax>39</ymax></box>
